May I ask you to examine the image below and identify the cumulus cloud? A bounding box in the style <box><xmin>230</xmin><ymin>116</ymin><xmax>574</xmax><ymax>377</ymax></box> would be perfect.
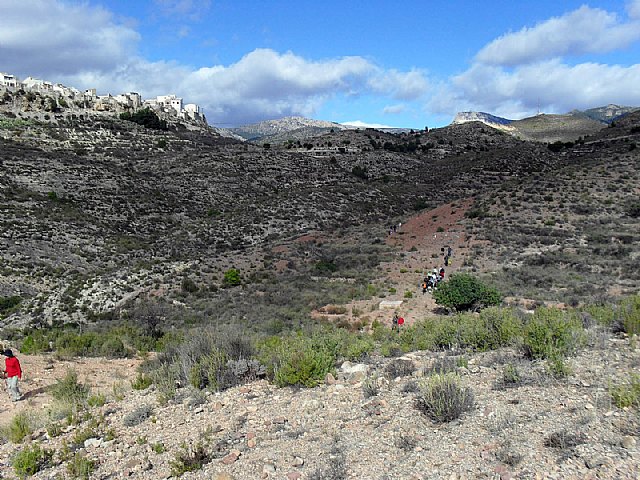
<box><xmin>476</xmin><ymin>5</ymin><xmax>640</xmax><ymax>66</ymax></box>
<box><xmin>433</xmin><ymin>60</ymin><xmax>640</xmax><ymax>119</ymax></box>
<box><xmin>0</xmin><ymin>0</ymin><xmax>139</xmax><ymax>77</ymax></box>
<box><xmin>368</xmin><ymin>69</ymin><xmax>429</xmax><ymax>100</ymax></box>
<box><xmin>0</xmin><ymin>0</ymin><xmax>431</xmax><ymax>125</ymax></box>
<box><xmin>433</xmin><ymin>2</ymin><xmax>640</xmax><ymax>121</ymax></box>
<box><xmin>178</xmin><ymin>49</ymin><xmax>376</xmax><ymax>124</ymax></box>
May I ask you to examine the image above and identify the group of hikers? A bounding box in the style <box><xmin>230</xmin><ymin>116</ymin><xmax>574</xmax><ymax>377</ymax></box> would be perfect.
<box><xmin>422</xmin><ymin>267</ymin><xmax>446</xmax><ymax>293</ymax></box>
<box><xmin>388</xmin><ymin>222</ymin><xmax>402</xmax><ymax>236</ymax></box>
<box><xmin>421</xmin><ymin>245</ymin><xmax>453</xmax><ymax>294</ymax></box>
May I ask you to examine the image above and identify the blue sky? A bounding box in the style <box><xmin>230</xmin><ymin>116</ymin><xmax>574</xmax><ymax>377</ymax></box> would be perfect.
<box><xmin>2</xmin><ymin>0</ymin><xmax>640</xmax><ymax>127</ymax></box>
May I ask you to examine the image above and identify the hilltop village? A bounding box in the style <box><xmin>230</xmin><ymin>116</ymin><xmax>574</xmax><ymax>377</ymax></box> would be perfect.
<box><xmin>0</xmin><ymin>72</ymin><xmax>206</xmax><ymax>125</ymax></box>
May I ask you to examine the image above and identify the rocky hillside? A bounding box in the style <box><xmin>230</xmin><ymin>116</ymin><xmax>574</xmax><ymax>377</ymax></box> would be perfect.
<box><xmin>451</xmin><ymin>105</ymin><xmax>640</xmax><ymax>143</ymax></box>
<box><xmin>0</xmin><ymin>326</ymin><xmax>638</xmax><ymax>479</ymax></box>
<box><xmin>1</xmin><ymin>108</ymin><xmax>568</xmax><ymax>328</ymax></box>
<box><xmin>228</xmin><ymin>116</ymin><xmax>347</xmax><ymax>142</ymax></box>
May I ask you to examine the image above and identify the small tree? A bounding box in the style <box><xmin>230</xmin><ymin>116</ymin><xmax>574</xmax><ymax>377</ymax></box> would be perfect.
<box><xmin>433</xmin><ymin>273</ymin><xmax>502</xmax><ymax>312</ymax></box>
<box><xmin>222</xmin><ymin>268</ymin><xmax>241</xmax><ymax>287</ymax></box>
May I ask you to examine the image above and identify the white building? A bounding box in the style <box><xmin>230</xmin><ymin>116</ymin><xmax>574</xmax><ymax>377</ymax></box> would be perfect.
<box><xmin>0</xmin><ymin>73</ymin><xmax>19</xmax><ymax>89</ymax></box>
<box><xmin>22</xmin><ymin>76</ymin><xmax>53</xmax><ymax>92</ymax></box>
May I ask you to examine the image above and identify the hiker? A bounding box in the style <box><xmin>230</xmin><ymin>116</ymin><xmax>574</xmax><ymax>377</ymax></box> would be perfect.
<box><xmin>392</xmin><ymin>313</ymin><xmax>399</xmax><ymax>332</ymax></box>
<box><xmin>2</xmin><ymin>349</ymin><xmax>22</xmax><ymax>402</ymax></box>
<box><xmin>439</xmin><ymin>267</ymin><xmax>445</xmax><ymax>281</ymax></box>
<box><xmin>447</xmin><ymin>246</ymin><xmax>453</xmax><ymax>257</ymax></box>
<box><xmin>422</xmin><ymin>280</ymin><xmax>428</xmax><ymax>294</ymax></box>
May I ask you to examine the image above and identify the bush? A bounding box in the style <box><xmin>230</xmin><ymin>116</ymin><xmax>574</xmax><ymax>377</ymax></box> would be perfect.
<box><xmin>415</xmin><ymin>373</ymin><xmax>474</xmax><ymax>423</ymax></box>
<box><xmin>49</xmin><ymin>369</ymin><xmax>90</xmax><ymax>407</ymax></box>
<box><xmin>610</xmin><ymin>374</ymin><xmax>640</xmax><ymax>409</ymax></box>
<box><xmin>222</xmin><ymin>268</ymin><xmax>241</xmax><ymax>287</ymax></box>
<box><xmin>99</xmin><ymin>335</ymin><xmax>130</xmax><ymax>358</ymax></box>
<box><xmin>433</xmin><ymin>274</ymin><xmax>502</xmax><ymax>312</ymax></box>
<box><xmin>12</xmin><ymin>443</ymin><xmax>53</xmax><ymax>478</ymax></box>
<box><xmin>123</xmin><ymin>404</ymin><xmax>153</xmax><ymax>427</ymax></box>
<box><xmin>384</xmin><ymin>359</ymin><xmax>416</xmax><ymax>379</ymax></box>
<box><xmin>0</xmin><ymin>295</ymin><xmax>21</xmax><ymax>315</ymax></box>
<box><xmin>362</xmin><ymin>374</ymin><xmax>380</xmax><ymax>398</ymax></box>
<box><xmin>522</xmin><ymin>308</ymin><xmax>584</xmax><ymax>360</ymax></box>
<box><xmin>2</xmin><ymin>412</ymin><xmax>35</xmax><ymax>443</ymax></box>
<box><xmin>66</xmin><ymin>453</ymin><xmax>95</xmax><ymax>480</ymax></box>
<box><xmin>267</xmin><ymin>336</ymin><xmax>337</xmax><ymax>388</ymax></box>
<box><xmin>131</xmin><ymin>372</ymin><xmax>152</xmax><ymax>390</ymax></box>
<box><xmin>170</xmin><ymin>442</ymin><xmax>211</xmax><ymax>476</ymax></box>
<box><xmin>619</xmin><ymin>295</ymin><xmax>640</xmax><ymax>336</ymax></box>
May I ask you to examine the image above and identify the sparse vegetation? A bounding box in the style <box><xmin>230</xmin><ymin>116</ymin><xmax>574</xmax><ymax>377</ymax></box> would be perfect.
<box><xmin>170</xmin><ymin>442</ymin><xmax>211</xmax><ymax>476</ymax></box>
<box><xmin>12</xmin><ymin>443</ymin><xmax>53</xmax><ymax>478</ymax></box>
<box><xmin>415</xmin><ymin>373</ymin><xmax>474</xmax><ymax>423</ymax></box>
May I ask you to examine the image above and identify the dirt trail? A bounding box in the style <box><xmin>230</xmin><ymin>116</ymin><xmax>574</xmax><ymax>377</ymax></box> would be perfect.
<box><xmin>0</xmin><ymin>353</ymin><xmax>142</xmax><ymax>426</ymax></box>
<box><xmin>314</xmin><ymin>199</ymin><xmax>475</xmax><ymax>329</ymax></box>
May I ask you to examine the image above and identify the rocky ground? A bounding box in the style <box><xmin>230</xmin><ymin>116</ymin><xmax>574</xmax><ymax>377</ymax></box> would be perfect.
<box><xmin>0</xmin><ymin>330</ymin><xmax>638</xmax><ymax>479</ymax></box>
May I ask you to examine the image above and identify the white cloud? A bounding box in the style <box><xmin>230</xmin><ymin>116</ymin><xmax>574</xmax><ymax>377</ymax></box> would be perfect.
<box><xmin>434</xmin><ymin>60</ymin><xmax>640</xmax><ymax>120</ymax></box>
<box><xmin>341</xmin><ymin>120</ymin><xmax>395</xmax><ymax>129</ymax></box>
<box><xmin>476</xmin><ymin>5</ymin><xmax>640</xmax><ymax>66</ymax></box>
<box><xmin>432</xmin><ymin>3</ymin><xmax>640</xmax><ymax>121</ymax></box>
<box><xmin>382</xmin><ymin>104</ymin><xmax>406</xmax><ymax>115</ymax></box>
<box><xmin>368</xmin><ymin>68</ymin><xmax>430</xmax><ymax>100</ymax></box>
<box><xmin>0</xmin><ymin>0</ymin><xmax>139</xmax><ymax>77</ymax></box>
<box><xmin>0</xmin><ymin>0</ymin><xmax>429</xmax><ymax>125</ymax></box>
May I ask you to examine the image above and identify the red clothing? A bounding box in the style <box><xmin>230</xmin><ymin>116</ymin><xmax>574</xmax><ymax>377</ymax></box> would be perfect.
<box><xmin>5</xmin><ymin>356</ymin><xmax>21</xmax><ymax>379</ymax></box>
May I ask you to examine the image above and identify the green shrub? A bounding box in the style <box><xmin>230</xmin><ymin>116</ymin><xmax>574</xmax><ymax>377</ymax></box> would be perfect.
<box><xmin>270</xmin><ymin>336</ymin><xmax>336</xmax><ymax>387</ymax></box>
<box><xmin>87</xmin><ymin>393</ymin><xmax>106</xmax><ymax>408</ymax></box>
<box><xmin>152</xmin><ymin>442</ymin><xmax>166</xmax><ymax>454</ymax></box>
<box><xmin>415</xmin><ymin>373</ymin><xmax>474</xmax><ymax>423</ymax></box>
<box><xmin>342</xmin><ymin>335</ymin><xmax>375</xmax><ymax>361</ymax></box>
<box><xmin>2</xmin><ymin>412</ymin><xmax>35</xmax><ymax>443</ymax></box>
<box><xmin>0</xmin><ymin>295</ymin><xmax>21</xmax><ymax>315</ymax></box>
<box><xmin>131</xmin><ymin>372</ymin><xmax>152</xmax><ymax>390</ymax></box>
<box><xmin>433</xmin><ymin>274</ymin><xmax>502</xmax><ymax>312</ymax></box>
<box><xmin>501</xmin><ymin>363</ymin><xmax>522</xmax><ymax>387</ymax></box>
<box><xmin>49</xmin><ymin>369</ymin><xmax>90</xmax><ymax>406</ymax></box>
<box><xmin>99</xmin><ymin>335</ymin><xmax>130</xmax><ymax>358</ymax></box>
<box><xmin>66</xmin><ymin>453</ymin><xmax>95</xmax><ymax>480</ymax></box>
<box><xmin>12</xmin><ymin>443</ymin><xmax>53</xmax><ymax>478</ymax></box>
<box><xmin>610</xmin><ymin>374</ymin><xmax>640</xmax><ymax>409</ymax></box>
<box><xmin>522</xmin><ymin>308</ymin><xmax>584</xmax><ymax>360</ymax></box>
<box><xmin>222</xmin><ymin>268</ymin><xmax>242</xmax><ymax>287</ymax></box>
<box><xmin>170</xmin><ymin>442</ymin><xmax>211</xmax><ymax>476</ymax></box>
<box><xmin>619</xmin><ymin>295</ymin><xmax>640</xmax><ymax>336</ymax></box>
<box><xmin>546</xmin><ymin>354</ymin><xmax>572</xmax><ymax>378</ymax></box>
<box><xmin>19</xmin><ymin>331</ymin><xmax>52</xmax><ymax>354</ymax></box>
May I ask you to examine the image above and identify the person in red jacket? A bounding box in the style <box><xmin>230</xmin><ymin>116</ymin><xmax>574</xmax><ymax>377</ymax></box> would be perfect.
<box><xmin>2</xmin><ymin>349</ymin><xmax>22</xmax><ymax>402</ymax></box>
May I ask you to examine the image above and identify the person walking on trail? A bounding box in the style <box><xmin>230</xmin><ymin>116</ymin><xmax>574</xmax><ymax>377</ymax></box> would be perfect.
<box><xmin>2</xmin><ymin>349</ymin><xmax>22</xmax><ymax>402</ymax></box>
<box><xmin>392</xmin><ymin>313</ymin><xmax>399</xmax><ymax>332</ymax></box>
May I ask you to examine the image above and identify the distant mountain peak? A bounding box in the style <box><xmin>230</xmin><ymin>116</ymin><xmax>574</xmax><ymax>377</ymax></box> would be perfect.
<box><xmin>452</xmin><ymin>111</ymin><xmax>513</xmax><ymax>127</ymax></box>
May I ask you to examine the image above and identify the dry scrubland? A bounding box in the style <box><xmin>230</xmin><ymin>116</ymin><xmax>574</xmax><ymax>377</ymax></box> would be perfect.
<box><xmin>0</xmin><ymin>96</ymin><xmax>639</xmax><ymax>478</ymax></box>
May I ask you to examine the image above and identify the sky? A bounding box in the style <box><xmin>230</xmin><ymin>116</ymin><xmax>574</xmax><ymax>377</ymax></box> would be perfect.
<box><xmin>2</xmin><ymin>0</ymin><xmax>640</xmax><ymax>128</ymax></box>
